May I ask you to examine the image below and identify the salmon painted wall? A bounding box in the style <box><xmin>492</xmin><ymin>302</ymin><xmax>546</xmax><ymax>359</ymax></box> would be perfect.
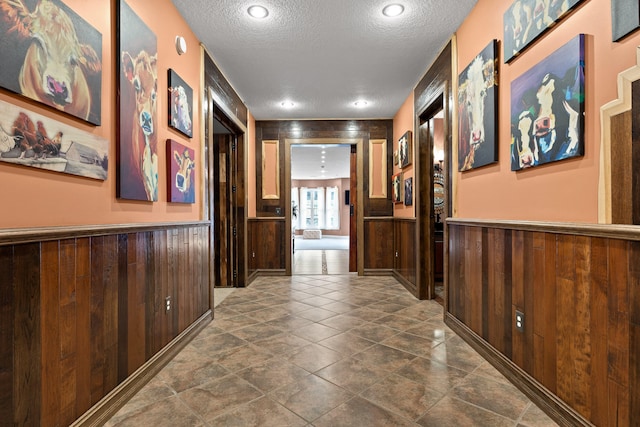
<box><xmin>247</xmin><ymin>111</ymin><xmax>256</xmax><ymax>217</ymax></box>
<box><xmin>455</xmin><ymin>0</ymin><xmax>640</xmax><ymax>222</ymax></box>
<box><xmin>0</xmin><ymin>0</ymin><xmax>202</xmax><ymax>229</ymax></box>
<box><xmin>393</xmin><ymin>90</ymin><xmax>415</xmax><ymax>217</ymax></box>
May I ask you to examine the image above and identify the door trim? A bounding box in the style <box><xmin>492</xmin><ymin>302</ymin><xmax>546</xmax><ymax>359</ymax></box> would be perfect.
<box><xmin>284</xmin><ymin>137</ymin><xmax>364</xmax><ymax>276</ymax></box>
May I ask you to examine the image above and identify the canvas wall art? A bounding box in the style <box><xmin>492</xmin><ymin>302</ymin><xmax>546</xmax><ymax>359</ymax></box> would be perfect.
<box><xmin>398</xmin><ymin>131</ymin><xmax>412</xmax><ymax>168</ymax></box>
<box><xmin>611</xmin><ymin>0</ymin><xmax>640</xmax><ymax>41</ymax></box>
<box><xmin>167</xmin><ymin>139</ymin><xmax>195</xmax><ymax>203</ymax></box>
<box><xmin>392</xmin><ymin>172</ymin><xmax>403</xmax><ymax>204</ymax></box>
<box><xmin>503</xmin><ymin>0</ymin><xmax>584</xmax><ymax>62</ymax></box>
<box><xmin>0</xmin><ymin>98</ymin><xmax>108</xmax><ymax>179</ymax></box>
<box><xmin>458</xmin><ymin>40</ymin><xmax>498</xmax><ymax>171</ymax></box>
<box><xmin>510</xmin><ymin>34</ymin><xmax>584</xmax><ymax>171</ymax></box>
<box><xmin>0</xmin><ymin>0</ymin><xmax>103</xmax><ymax>125</ymax></box>
<box><xmin>117</xmin><ymin>0</ymin><xmax>158</xmax><ymax>201</ymax></box>
<box><xmin>168</xmin><ymin>69</ymin><xmax>193</xmax><ymax>138</ymax></box>
<box><xmin>404</xmin><ymin>177</ymin><xmax>413</xmax><ymax>206</ymax></box>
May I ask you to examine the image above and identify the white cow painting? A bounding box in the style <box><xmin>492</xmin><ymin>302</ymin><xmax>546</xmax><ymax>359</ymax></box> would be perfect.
<box><xmin>457</xmin><ymin>40</ymin><xmax>498</xmax><ymax>171</ymax></box>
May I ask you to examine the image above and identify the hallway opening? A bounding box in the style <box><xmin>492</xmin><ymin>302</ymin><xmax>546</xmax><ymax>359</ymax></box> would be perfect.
<box><xmin>289</xmin><ymin>143</ymin><xmax>355</xmax><ymax>275</ymax></box>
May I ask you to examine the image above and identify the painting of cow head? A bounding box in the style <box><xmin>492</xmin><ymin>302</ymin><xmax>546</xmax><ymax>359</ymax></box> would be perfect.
<box><xmin>0</xmin><ymin>0</ymin><xmax>102</xmax><ymax>124</ymax></box>
<box><xmin>457</xmin><ymin>40</ymin><xmax>498</xmax><ymax>172</ymax></box>
<box><xmin>167</xmin><ymin>139</ymin><xmax>195</xmax><ymax>203</ymax></box>
<box><xmin>117</xmin><ymin>0</ymin><xmax>158</xmax><ymax>201</ymax></box>
<box><xmin>510</xmin><ymin>34</ymin><xmax>584</xmax><ymax>171</ymax></box>
<box><xmin>168</xmin><ymin>69</ymin><xmax>193</xmax><ymax>138</ymax></box>
<box><xmin>503</xmin><ymin>0</ymin><xmax>585</xmax><ymax>63</ymax></box>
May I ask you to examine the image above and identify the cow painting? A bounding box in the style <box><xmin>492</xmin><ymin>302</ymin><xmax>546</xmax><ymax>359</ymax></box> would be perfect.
<box><xmin>168</xmin><ymin>69</ymin><xmax>193</xmax><ymax>138</ymax></box>
<box><xmin>510</xmin><ymin>34</ymin><xmax>584</xmax><ymax>171</ymax></box>
<box><xmin>504</xmin><ymin>0</ymin><xmax>584</xmax><ymax>62</ymax></box>
<box><xmin>117</xmin><ymin>0</ymin><xmax>158</xmax><ymax>201</ymax></box>
<box><xmin>457</xmin><ymin>40</ymin><xmax>498</xmax><ymax>172</ymax></box>
<box><xmin>167</xmin><ymin>139</ymin><xmax>195</xmax><ymax>203</ymax></box>
<box><xmin>0</xmin><ymin>0</ymin><xmax>102</xmax><ymax>125</ymax></box>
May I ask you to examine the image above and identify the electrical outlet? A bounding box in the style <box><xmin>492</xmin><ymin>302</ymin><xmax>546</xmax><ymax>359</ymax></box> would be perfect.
<box><xmin>515</xmin><ymin>310</ymin><xmax>524</xmax><ymax>332</ymax></box>
<box><xmin>165</xmin><ymin>296</ymin><xmax>171</xmax><ymax>312</ymax></box>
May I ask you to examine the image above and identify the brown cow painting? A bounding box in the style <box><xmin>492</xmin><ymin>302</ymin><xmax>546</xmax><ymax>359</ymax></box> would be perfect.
<box><xmin>117</xmin><ymin>0</ymin><xmax>158</xmax><ymax>201</ymax></box>
<box><xmin>0</xmin><ymin>0</ymin><xmax>102</xmax><ymax>125</ymax></box>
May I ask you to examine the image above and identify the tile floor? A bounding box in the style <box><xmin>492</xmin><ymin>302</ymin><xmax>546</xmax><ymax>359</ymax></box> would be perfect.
<box><xmin>105</xmin><ymin>274</ymin><xmax>559</xmax><ymax>426</ymax></box>
<box><xmin>293</xmin><ymin>249</ymin><xmax>350</xmax><ymax>275</ymax></box>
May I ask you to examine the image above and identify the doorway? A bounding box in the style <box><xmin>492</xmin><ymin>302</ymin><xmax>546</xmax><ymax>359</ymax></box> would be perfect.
<box><xmin>290</xmin><ymin>144</ymin><xmax>351</xmax><ymax>275</ymax></box>
<box><xmin>417</xmin><ymin>92</ymin><xmax>450</xmax><ymax>302</ymax></box>
<box><xmin>205</xmin><ymin>89</ymin><xmax>247</xmax><ymax>288</ymax></box>
<box><xmin>284</xmin><ymin>138</ymin><xmax>363</xmax><ymax>276</ymax></box>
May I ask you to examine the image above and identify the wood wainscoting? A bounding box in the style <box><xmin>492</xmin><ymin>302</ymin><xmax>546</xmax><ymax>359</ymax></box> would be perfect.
<box><xmin>394</xmin><ymin>218</ymin><xmax>417</xmax><ymax>295</ymax></box>
<box><xmin>248</xmin><ymin>217</ymin><xmax>286</xmax><ymax>279</ymax></box>
<box><xmin>363</xmin><ymin>217</ymin><xmax>394</xmax><ymax>274</ymax></box>
<box><xmin>0</xmin><ymin>222</ymin><xmax>211</xmax><ymax>427</ymax></box>
<box><xmin>447</xmin><ymin>218</ymin><xmax>640</xmax><ymax>427</ymax></box>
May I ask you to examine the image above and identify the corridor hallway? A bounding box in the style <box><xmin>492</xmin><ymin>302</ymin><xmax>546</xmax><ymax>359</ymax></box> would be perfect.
<box><xmin>105</xmin><ymin>275</ymin><xmax>557</xmax><ymax>426</ymax></box>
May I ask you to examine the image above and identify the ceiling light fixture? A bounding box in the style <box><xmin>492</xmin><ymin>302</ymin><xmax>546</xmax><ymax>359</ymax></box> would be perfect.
<box><xmin>247</xmin><ymin>5</ymin><xmax>269</xmax><ymax>19</ymax></box>
<box><xmin>280</xmin><ymin>101</ymin><xmax>295</xmax><ymax>108</ymax></box>
<box><xmin>382</xmin><ymin>3</ymin><xmax>404</xmax><ymax>17</ymax></box>
<box><xmin>354</xmin><ymin>100</ymin><xmax>368</xmax><ymax>108</ymax></box>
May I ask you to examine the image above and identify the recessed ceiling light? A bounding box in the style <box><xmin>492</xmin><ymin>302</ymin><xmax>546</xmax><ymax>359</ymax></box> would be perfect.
<box><xmin>354</xmin><ymin>100</ymin><xmax>368</xmax><ymax>108</ymax></box>
<box><xmin>280</xmin><ymin>101</ymin><xmax>295</xmax><ymax>108</ymax></box>
<box><xmin>247</xmin><ymin>5</ymin><xmax>269</xmax><ymax>19</ymax></box>
<box><xmin>382</xmin><ymin>4</ymin><xmax>404</xmax><ymax>17</ymax></box>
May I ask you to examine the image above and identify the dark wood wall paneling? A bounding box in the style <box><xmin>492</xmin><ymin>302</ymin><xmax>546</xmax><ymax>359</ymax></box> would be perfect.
<box><xmin>248</xmin><ymin>218</ymin><xmax>286</xmax><ymax>274</ymax></box>
<box><xmin>204</xmin><ymin>53</ymin><xmax>247</xmax><ymax>127</ymax></box>
<box><xmin>0</xmin><ymin>225</ymin><xmax>210</xmax><ymax>427</ymax></box>
<box><xmin>363</xmin><ymin>217</ymin><xmax>394</xmax><ymax>271</ymax></box>
<box><xmin>394</xmin><ymin>219</ymin><xmax>417</xmax><ymax>294</ymax></box>
<box><xmin>447</xmin><ymin>220</ymin><xmax>640</xmax><ymax>427</ymax></box>
<box><xmin>254</xmin><ymin>120</ymin><xmax>394</xmax><ymax>218</ymax></box>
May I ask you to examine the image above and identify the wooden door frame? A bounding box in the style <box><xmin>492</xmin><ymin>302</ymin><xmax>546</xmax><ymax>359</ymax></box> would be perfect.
<box><xmin>416</xmin><ymin>87</ymin><xmax>448</xmax><ymax>300</ymax></box>
<box><xmin>284</xmin><ymin>137</ymin><xmax>364</xmax><ymax>276</ymax></box>
<box><xmin>204</xmin><ymin>87</ymin><xmax>248</xmax><ymax>292</ymax></box>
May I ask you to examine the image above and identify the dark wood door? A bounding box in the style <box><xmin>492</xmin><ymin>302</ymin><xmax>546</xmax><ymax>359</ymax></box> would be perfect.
<box><xmin>349</xmin><ymin>145</ymin><xmax>357</xmax><ymax>272</ymax></box>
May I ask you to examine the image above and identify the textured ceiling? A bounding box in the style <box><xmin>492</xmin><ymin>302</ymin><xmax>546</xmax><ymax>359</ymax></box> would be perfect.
<box><xmin>171</xmin><ymin>0</ymin><xmax>477</xmax><ymax>120</ymax></box>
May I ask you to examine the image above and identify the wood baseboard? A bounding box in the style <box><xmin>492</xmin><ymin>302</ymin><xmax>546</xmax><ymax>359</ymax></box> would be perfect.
<box><xmin>392</xmin><ymin>270</ymin><xmax>417</xmax><ymax>296</ymax></box>
<box><xmin>363</xmin><ymin>268</ymin><xmax>393</xmax><ymax>276</ymax></box>
<box><xmin>70</xmin><ymin>310</ymin><xmax>213</xmax><ymax>427</ymax></box>
<box><xmin>444</xmin><ymin>313</ymin><xmax>594</xmax><ymax>427</ymax></box>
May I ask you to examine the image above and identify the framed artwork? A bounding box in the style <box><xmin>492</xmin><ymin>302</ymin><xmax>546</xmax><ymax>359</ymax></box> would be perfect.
<box><xmin>117</xmin><ymin>0</ymin><xmax>158</xmax><ymax>201</ymax></box>
<box><xmin>0</xmin><ymin>0</ymin><xmax>103</xmax><ymax>125</ymax></box>
<box><xmin>503</xmin><ymin>0</ymin><xmax>585</xmax><ymax>62</ymax></box>
<box><xmin>398</xmin><ymin>131</ymin><xmax>412</xmax><ymax>168</ymax></box>
<box><xmin>167</xmin><ymin>139</ymin><xmax>195</xmax><ymax>203</ymax></box>
<box><xmin>510</xmin><ymin>34</ymin><xmax>585</xmax><ymax>171</ymax></box>
<box><xmin>0</xmin><ymin>98</ymin><xmax>108</xmax><ymax>179</ymax></box>
<box><xmin>404</xmin><ymin>177</ymin><xmax>413</xmax><ymax>206</ymax></box>
<box><xmin>458</xmin><ymin>40</ymin><xmax>498</xmax><ymax>171</ymax></box>
<box><xmin>612</xmin><ymin>0</ymin><xmax>640</xmax><ymax>41</ymax></box>
<box><xmin>392</xmin><ymin>172</ymin><xmax>403</xmax><ymax>204</ymax></box>
<box><xmin>393</xmin><ymin>150</ymin><xmax>399</xmax><ymax>166</ymax></box>
<box><xmin>168</xmin><ymin>69</ymin><xmax>193</xmax><ymax>138</ymax></box>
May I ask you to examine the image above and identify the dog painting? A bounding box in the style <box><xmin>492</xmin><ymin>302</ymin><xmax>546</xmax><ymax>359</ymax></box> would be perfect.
<box><xmin>458</xmin><ymin>40</ymin><xmax>498</xmax><ymax>171</ymax></box>
<box><xmin>167</xmin><ymin>139</ymin><xmax>195</xmax><ymax>203</ymax></box>
<box><xmin>503</xmin><ymin>0</ymin><xmax>584</xmax><ymax>62</ymax></box>
<box><xmin>117</xmin><ymin>0</ymin><xmax>158</xmax><ymax>201</ymax></box>
<box><xmin>168</xmin><ymin>69</ymin><xmax>193</xmax><ymax>138</ymax></box>
<box><xmin>510</xmin><ymin>34</ymin><xmax>584</xmax><ymax>171</ymax></box>
<box><xmin>0</xmin><ymin>98</ymin><xmax>107</xmax><ymax>179</ymax></box>
<box><xmin>0</xmin><ymin>0</ymin><xmax>102</xmax><ymax>125</ymax></box>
